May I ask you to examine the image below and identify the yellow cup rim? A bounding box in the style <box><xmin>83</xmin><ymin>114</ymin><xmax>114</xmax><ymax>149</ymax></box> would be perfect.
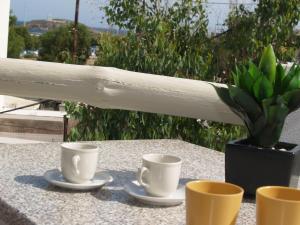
<box><xmin>186</xmin><ymin>180</ymin><xmax>244</xmax><ymax>197</ymax></box>
<box><xmin>257</xmin><ymin>186</ymin><xmax>300</xmax><ymax>203</ymax></box>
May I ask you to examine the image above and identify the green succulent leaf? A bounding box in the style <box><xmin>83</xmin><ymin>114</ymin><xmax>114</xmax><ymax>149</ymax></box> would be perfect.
<box><xmin>212</xmin><ymin>84</ymin><xmax>254</xmax><ymax>133</ymax></box>
<box><xmin>238</xmin><ymin>71</ymin><xmax>255</xmax><ymax>94</ymax></box>
<box><xmin>228</xmin><ymin>85</ymin><xmax>262</xmax><ymax>122</ymax></box>
<box><xmin>287</xmin><ymin>69</ymin><xmax>300</xmax><ymax>91</ymax></box>
<box><xmin>274</xmin><ymin>64</ymin><xmax>286</xmax><ymax>94</ymax></box>
<box><xmin>262</xmin><ymin>96</ymin><xmax>288</xmax><ymax>126</ymax></box>
<box><xmin>212</xmin><ymin>85</ymin><xmax>238</xmax><ymax>109</ymax></box>
<box><xmin>258</xmin><ymin>98</ymin><xmax>289</xmax><ymax>147</ymax></box>
<box><xmin>248</xmin><ymin>61</ymin><xmax>260</xmax><ymax>81</ymax></box>
<box><xmin>253</xmin><ymin>76</ymin><xmax>274</xmax><ymax>102</ymax></box>
<box><xmin>251</xmin><ymin>115</ymin><xmax>267</xmax><ymax>137</ymax></box>
<box><xmin>232</xmin><ymin>65</ymin><xmax>245</xmax><ymax>87</ymax></box>
<box><xmin>231</xmin><ymin>71</ymin><xmax>239</xmax><ymax>87</ymax></box>
<box><xmin>282</xmin><ymin>75</ymin><xmax>293</xmax><ymax>93</ymax></box>
<box><xmin>281</xmin><ymin>64</ymin><xmax>298</xmax><ymax>92</ymax></box>
<box><xmin>283</xmin><ymin>89</ymin><xmax>300</xmax><ymax>113</ymax></box>
<box><xmin>259</xmin><ymin>44</ymin><xmax>277</xmax><ymax>84</ymax></box>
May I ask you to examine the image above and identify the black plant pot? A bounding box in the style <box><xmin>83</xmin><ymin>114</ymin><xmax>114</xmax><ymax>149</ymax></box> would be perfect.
<box><xmin>225</xmin><ymin>139</ymin><xmax>300</xmax><ymax>196</ymax></box>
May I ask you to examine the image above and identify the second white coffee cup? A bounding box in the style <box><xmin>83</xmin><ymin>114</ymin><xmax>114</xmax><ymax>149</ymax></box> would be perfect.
<box><xmin>137</xmin><ymin>153</ymin><xmax>182</xmax><ymax>197</ymax></box>
<box><xmin>61</xmin><ymin>143</ymin><xmax>99</xmax><ymax>184</ymax></box>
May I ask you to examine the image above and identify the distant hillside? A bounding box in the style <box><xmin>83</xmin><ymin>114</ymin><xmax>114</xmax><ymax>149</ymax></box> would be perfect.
<box><xmin>17</xmin><ymin>19</ymin><xmax>126</xmax><ymax>36</ymax></box>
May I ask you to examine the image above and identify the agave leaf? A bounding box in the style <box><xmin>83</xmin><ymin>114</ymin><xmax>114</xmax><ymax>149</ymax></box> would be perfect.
<box><xmin>255</xmin><ymin>99</ymin><xmax>289</xmax><ymax>147</ymax></box>
<box><xmin>231</xmin><ymin>66</ymin><xmax>242</xmax><ymax>87</ymax></box>
<box><xmin>253</xmin><ymin>76</ymin><xmax>273</xmax><ymax>102</ymax></box>
<box><xmin>235</xmin><ymin>65</ymin><xmax>241</xmax><ymax>77</ymax></box>
<box><xmin>253</xmin><ymin>119</ymin><xmax>287</xmax><ymax>148</ymax></box>
<box><xmin>281</xmin><ymin>74</ymin><xmax>294</xmax><ymax>93</ymax></box>
<box><xmin>228</xmin><ymin>85</ymin><xmax>262</xmax><ymax>122</ymax></box>
<box><xmin>212</xmin><ymin>85</ymin><xmax>238</xmax><ymax>109</ymax></box>
<box><xmin>259</xmin><ymin>44</ymin><xmax>277</xmax><ymax>84</ymax></box>
<box><xmin>262</xmin><ymin>96</ymin><xmax>288</xmax><ymax>124</ymax></box>
<box><xmin>274</xmin><ymin>64</ymin><xmax>286</xmax><ymax>94</ymax></box>
<box><xmin>251</xmin><ymin>114</ymin><xmax>267</xmax><ymax>137</ymax></box>
<box><xmin>242</xmin><ymin>65</ymin><xmax>248</xmax><ymax>76</ymax></box>
<box><xmin>212</xmin><ymin>84</ymin><xmax>253</xmax><ymax>131</ymax></box>
<box><xmin>250</xmin><ymin>96</ymin><xmax>289</xmax><ymax>147</ymax></box>
<box><xmin>281</xmin><ymin>64</ymin><xmax>298</xmax><ymax>92</ymax></box>
<box><xmin>231</xmin><ymin>71</ymin><xmax>239</xmax><ymax>87</ymax></box>
<box><xmin>239</xmin><ymin>71</ymin><xmax>255</xmax><ymax>94</ymax></box>
<box><xmin>283</xmin><ymin>89</ymin><xmax>300</xmax><ymax>113</ymax></box>
<box><xmin>287</xmin><ymin>68</ymin><xmax>300</xmax><ymax>91</ymax></box>
<box><xmin>248</xmin><ymin>61</ymin><xmax>260</xmax><ymax>81</ymax></box>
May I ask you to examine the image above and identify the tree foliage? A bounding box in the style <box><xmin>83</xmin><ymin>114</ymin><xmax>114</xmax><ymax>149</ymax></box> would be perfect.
<box><xmin>8</xmin><ymin>14</ymin><xmax>41</xmax><ymax>58</ymax></box>
<box><xmin>15</xmin><ymin>26</ymin><xmax>40</xmax><ymax>50</ymax></box>
<box><xmin>213</xmin><ymin>0</ymin><xmax>300</xmax><ymax>79</ymax></box>
<box><xmin>102</xmin><ymin>0</ymin><xmax>211</xmax><ymax>79</ymax></box>
<box><xmin>8</xmin><ymin>15</ymin><xmax>25</xmax><ymax>58</ymax></box>
<box><xmin>39</xmin><ymin>23</ymin><xmax>92</xmax><ymax>64</ymax></box>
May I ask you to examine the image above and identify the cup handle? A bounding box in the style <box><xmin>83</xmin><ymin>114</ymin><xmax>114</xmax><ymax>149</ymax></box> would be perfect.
<box><xmin>137</xmin><ymin>167</ymin><xmax>149</xmax><ymax>188</ymax></box>
<box><xmin>72</xmin><ymin>155</ymin><xmax>80</xmax><ymax>175</ymax></box>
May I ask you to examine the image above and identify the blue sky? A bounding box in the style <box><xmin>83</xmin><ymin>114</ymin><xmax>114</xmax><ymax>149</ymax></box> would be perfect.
<box><xmin>11</xmin><ymin>0</ymin><xmax>108</xmax><ymax>28</ymax></box>
<box><xmin>10</xmin><ymin>0</ymin><xmax>255</xmax><ymax>31</ymax></box>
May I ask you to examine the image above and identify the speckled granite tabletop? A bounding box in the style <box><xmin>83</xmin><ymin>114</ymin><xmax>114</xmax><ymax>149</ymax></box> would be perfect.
<box><xmin>0</xmin><ymin>139</ymin><xmax>256</xmax><ymax>225</ymax></box>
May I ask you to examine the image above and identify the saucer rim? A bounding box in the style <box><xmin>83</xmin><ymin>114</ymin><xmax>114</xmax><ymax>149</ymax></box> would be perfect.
<box><xmin>124</xmin><ymin>180</ymin><xmax>185</xmax><ymax>205</ymax></box>
<box><xmin>44</xmin><ymin>169</ymin><xmax>113</xmax><ymax>190</ymax></box>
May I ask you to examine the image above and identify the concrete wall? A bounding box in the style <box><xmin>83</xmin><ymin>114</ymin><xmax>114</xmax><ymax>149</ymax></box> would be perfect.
<box><xmin>0</xmin><ymin>0</ymin><xmax>10</xmax><ymax>58</ymax></box>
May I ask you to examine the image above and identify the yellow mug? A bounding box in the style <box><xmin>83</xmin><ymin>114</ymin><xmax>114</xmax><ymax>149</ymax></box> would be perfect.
<box><xmin>256</xmin><ymin>186</ymin><xmax>300</xmax><ymax>225</ymax></box>
<box><xmin>186</xmin><ymin>180</ymin><xmax>244</xmax><ymax>225</ymax></box>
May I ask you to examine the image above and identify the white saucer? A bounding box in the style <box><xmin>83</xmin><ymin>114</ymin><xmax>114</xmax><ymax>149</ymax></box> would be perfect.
<box><xmin>44</xmin><ymin>169</ymin><xmax>113</xmax><ymax>191</ymax></box>
<box><xmin>124</xmin><ymin>181</ymin><xmax>185</xmax><ymax>206</ymax></box>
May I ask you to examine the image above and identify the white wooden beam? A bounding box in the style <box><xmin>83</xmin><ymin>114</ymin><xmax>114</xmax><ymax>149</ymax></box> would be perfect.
<box><xmin>0</xmin><ymin>0</ymin><xmax>10</xmax><ymax>58</ymax></box>
<box><xmin>0</xmin><ymin>59</ymin><xmax>243</xmax><ymax>125</ymax></box>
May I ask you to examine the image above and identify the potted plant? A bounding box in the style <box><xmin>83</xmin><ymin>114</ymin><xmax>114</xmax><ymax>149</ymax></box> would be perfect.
<box><xmin>216</xmin><ymin>44</ymin><xmax>300</xmax><ymax>195</ymax></box>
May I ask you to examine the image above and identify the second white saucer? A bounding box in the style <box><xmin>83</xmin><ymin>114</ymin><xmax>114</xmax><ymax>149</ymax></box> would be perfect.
<box><xmin>44</xmin><ymin>169</ymin><xmax>113</xmax><ymax>191</ymax></box>
<box><xmin>124</xmin><ymin>180</ymin><xmax>185</xmax><ymax>206</ymax></box>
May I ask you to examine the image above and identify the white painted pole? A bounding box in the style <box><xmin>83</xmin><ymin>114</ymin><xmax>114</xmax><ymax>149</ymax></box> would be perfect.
<box><xmin>0</xmin><ymin>59</ymin><xmax>243</xmax><ymax>125</ymax></box>
<box><xmin>0</xmin><ymin>0</ymin><xmax>10</xmax><ymax>58</ymax></box>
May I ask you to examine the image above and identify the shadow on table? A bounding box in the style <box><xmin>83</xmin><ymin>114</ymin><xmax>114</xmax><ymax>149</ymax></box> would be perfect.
<box><xmin>14</xmin><ymin>175</ymin><xmax>88</xmax><ymax>193</ymax></box>
<box><xmin>91</xmin><ymin>169</ymin><xmax>193</xmax><ymax>208</ymax></box>
<box><xmin>15</xmin><ymin>175</ymin><xmax>49</xmax><ymax>189</ymax></box>
<box><xmin>242</xmin><ymin>196</ymin><xmax>256</xmax><ymax>204</ymax></box>
<box><xmin>14</xmin><ymin>170</ymin><xmax>195</xmax><ymax>199</ymax></box>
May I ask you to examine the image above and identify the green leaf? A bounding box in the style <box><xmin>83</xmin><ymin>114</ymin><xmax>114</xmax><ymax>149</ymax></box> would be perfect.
<box><xmin>248</xmin><ymin>61</ymin><xmax>260</xmax><ymax>81</ymax></box>
<box><xmin>212</xmin><ymin>85</ymin><xmax>237</xmax><ymax>108</ymax></box>
<box><xmin>211</xmin><ymin>85</ymin><xmax>248</xmax><ymax>125</ymax></box>
<box><xmin>287</xmin><ymin>70</ymin><xmax>300</xmax><ymax>91</ymax></box>
<box><xmin>239</xmin><ymin>71</ymin><xmax>255</xmax><ymax>94</ymax></box>
<box><xmin>212</xmin><ymin>84</ymin><xmax>262</xmax><ymax>136</ymax></box>
<box><xmin>259</xmin><ymin>44</ymin><xmax>277</xmax><ymax>84</ymax></box>
<box><xmin>231</xmin><ymin>71</ymin><xmax>239</xmax><ymax>86</ymax></box>
<box><xmin>252</xmin><ymin>115</ymin><xmax>267</xmax><ymax>137</ymax></box>
<box><xmin>281</xmin><ymin>64</ymin><xmax>298</xmax><ymax>92</ymax></box>
<box><xmin>256</xmin><ymin>98</ymin><xmax>289</xmax><ymax>147</ymax></box>
<box><xmin>283</xmin><ymin>89</ymin><xmax>300</xmax><ymax>112</ymax></box>
<box><xmin>249</xmin><ymin>96</ymin><xmax>289</xmax><ymax>147</ymax></box>
<box><xmin>274</xmin><ymin>64</ymin><xmax>285</xmax><ymax>93</ymax></box>
<box><xmin>253</xmin><ymin>76</ymin><xmax>274</xmax><ymax>102</ymax></box>
<box><xmin>228</xmin><ymin>85</ymin><xmax>262</xmax><ymax>122</ymax></box>
<box><xmin>281</xmin><ymin>74</ymin><xmax>294</xmax><ymax>93</ymax></box>
<box><xmin>262</xmin><ymin>96</ymin><xmax>288</xmax><ymax>125</ymax></box>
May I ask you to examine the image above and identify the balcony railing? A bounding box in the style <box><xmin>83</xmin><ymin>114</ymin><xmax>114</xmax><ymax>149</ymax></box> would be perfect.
<box><xmin>0</xmin><ymin>58</ymin><xmax>243</xmax><ymax>125</ymax></box>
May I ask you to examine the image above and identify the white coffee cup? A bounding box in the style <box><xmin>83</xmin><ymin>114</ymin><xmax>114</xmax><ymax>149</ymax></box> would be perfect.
<box><xmin>61</xmin><ymin>143</ymin><xmax>99</xmax><ymax>184</ymax></box>
<box><xmin>137</xmin><ymin>153</ymin><xmax>182</xmax><ymax>197</ymax></box>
